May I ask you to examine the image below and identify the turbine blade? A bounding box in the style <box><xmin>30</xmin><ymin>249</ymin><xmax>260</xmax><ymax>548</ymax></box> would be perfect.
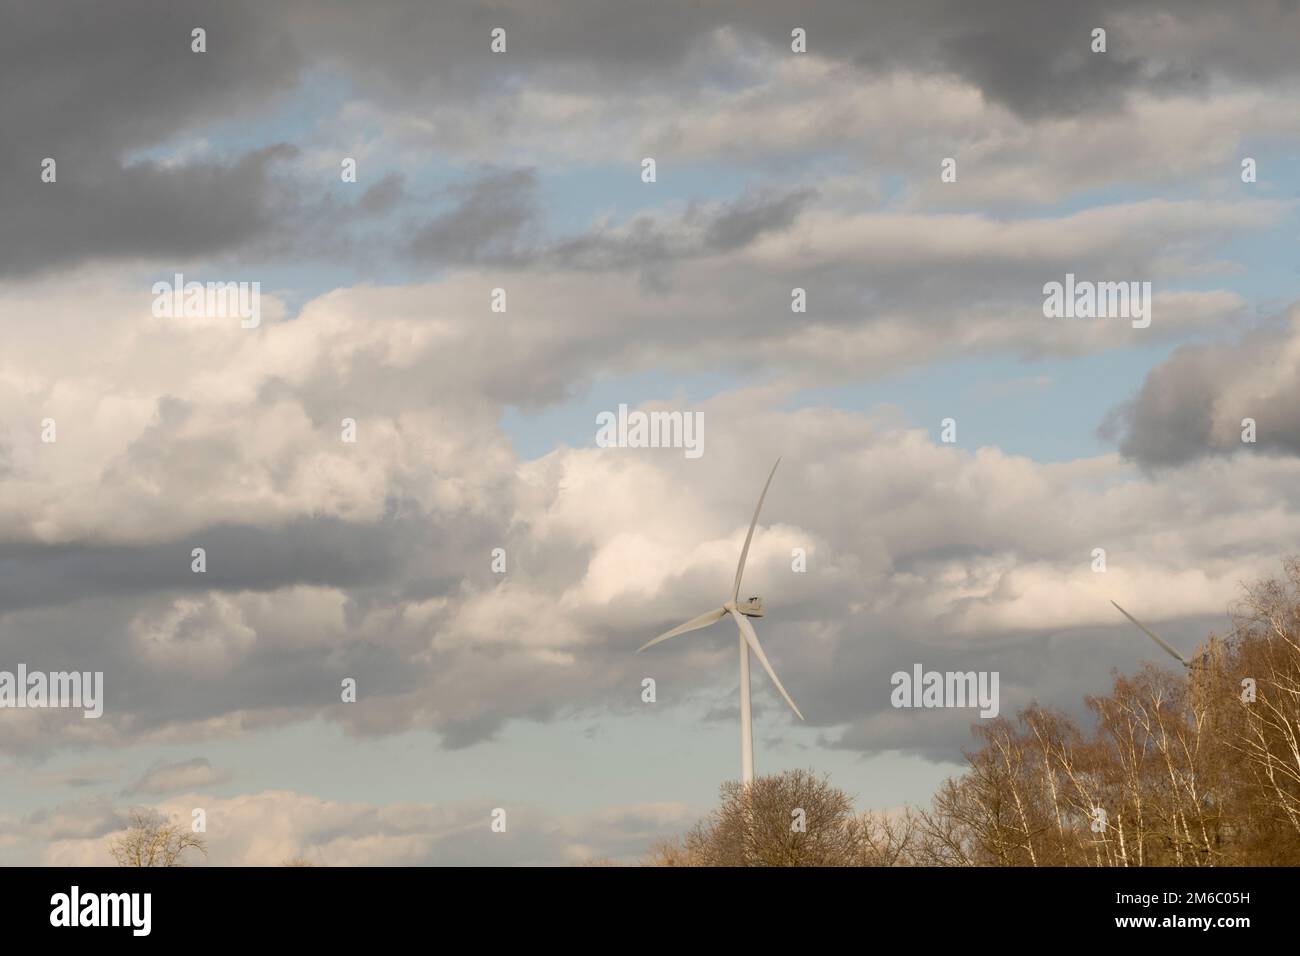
<box><xmin>1111</xmin><ymin>600</ymin><xmax>1190</xmax><ymax>667</ymax></box>
<box><xmin>638</xmin><ymin>607</ymin><xmax>727</xmax><ymax>652</ymax></box>
<box><xmin>732</xmin><ymin>457</ymin><xmax>781</xmax><ymax>603</ymax></box>
<box><xmin>730</xmin><ymin>609</ymin><xmax>803</xmax><ymax>720</ymax></box>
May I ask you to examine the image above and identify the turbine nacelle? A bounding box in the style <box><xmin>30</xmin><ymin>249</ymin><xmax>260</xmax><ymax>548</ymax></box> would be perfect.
<box><xmin>721</xmin><ymin>597</ymin><xmax>764</xmax><ymax>616</ymax></box>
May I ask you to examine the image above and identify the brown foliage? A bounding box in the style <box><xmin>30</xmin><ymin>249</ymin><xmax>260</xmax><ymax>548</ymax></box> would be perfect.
<box><xmin>908</xmin><ymin>558</ymin><xmax>1300</xmax><ymax>866</ymax></box>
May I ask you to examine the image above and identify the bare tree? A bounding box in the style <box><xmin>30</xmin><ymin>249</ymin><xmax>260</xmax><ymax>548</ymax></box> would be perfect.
<box><xmin>640</xmin><ymin>837</ymin><xmax>701</xmax><ymax>867</ymax></box>
<box><xmin>1223</xmin><ymin>558</ymin><xmax>1300</xmax><ymax>861</ymax></box>
<box><xmin>850</xmin><ymin>809</ymin><xmax>918</xmax><ymax>866</ymax></box>
<box><xmin>108</xmin><ymin>809</ymin><xmax>207</xmax><ymax>867</ymax></box>
<box><xmin>666</xmin><ymin>770</ymin><xmax>859</xmax><ymax>866</ymax></box>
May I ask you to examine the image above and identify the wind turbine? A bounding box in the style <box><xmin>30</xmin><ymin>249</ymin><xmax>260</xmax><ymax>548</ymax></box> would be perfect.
<box><xmin>1110</xmin><ymin>600</ymin><xmax>1205</xmax><ymax>670</ymax></box>
<box><xmin>638</xmin><ymin>458</ymin><xmax>802</xmax><ymax>786</ymax></box>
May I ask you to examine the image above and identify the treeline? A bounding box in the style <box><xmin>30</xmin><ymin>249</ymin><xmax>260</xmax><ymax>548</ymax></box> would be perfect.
<box><xmin>645</xmin><ymin>558</ymin><xmax>1300</xmax><ymax>866</ymax></box>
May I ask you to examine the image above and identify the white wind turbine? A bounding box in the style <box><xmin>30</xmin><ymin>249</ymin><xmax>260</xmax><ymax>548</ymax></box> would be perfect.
<box><xmin>1110</xmin><ymin>600</ymin><xmax>1205</xmax><ymax>670</ymax></box>
<box><xmin>638</xmin><ymin>458</ymin><xmax>802</xmax><ymax>785</ymax></box>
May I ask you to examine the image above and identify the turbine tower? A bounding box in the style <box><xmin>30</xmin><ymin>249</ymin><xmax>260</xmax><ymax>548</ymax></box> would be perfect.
<box><xmin>638</xmin><ymin>458</ymin><xmax>802</xmax><ymax>785</ymax></box>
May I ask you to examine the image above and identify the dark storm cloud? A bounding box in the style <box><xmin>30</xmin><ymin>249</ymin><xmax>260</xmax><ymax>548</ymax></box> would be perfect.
<box><xmin>0</xmin><ymin>580</ymin><xmax>439</xmax><ymax>748</ymax></box>
<box><xmin>401</xmin><ymin>174</ymin><xmax>816</xmax><ymax>272</ymax></box>
<box><xmin>702</xmin><ymin>189</ymin><xmax>817</xmax><ymax>252</ymax></box>
<box><xmin>437</xmin><ymin>712</ymin><xmax>510</xmax><ymax>750</ymax></box>
<box><xmin>540</xmin><ymin>187</ymin><xmax>818</xmax><ymax>273</ymax></box>
<box><xmin>356</xmin><ymin>173</ymin><xmax>407</xmax><ymax>218</ymax></box>
<box><xmin>1</xmin><ymin>146</ymin><xmax>298</xmax><ymax>278</ymax></box>
<box><xmin>1104</xmin><ymin>350</ymin><xmax>1224</xmax><ymax>468</ymax></box>
<box><xmin>0</xmin><ymin>0</ymin><xmax>302</xmax><ymax>277</ymax></box>
<box><xmin>0</xmin><ymin>1</ymin><xmax>298</xmax><ymax>154</ymax></box>
<box><xmin>1105</xmin><ymin>315</ymin><xmax>1300</xmax><ymax>468</ymax></box>
<box><xmin>0</xmin><ymin>516</ymin><xmax>419</xmax><ymax>616</ymax></box>
<box><xmin>406</xmin><ymin>168</ymin><xmax>542</xmax><ymax>266</ymax></box>
<box><xmin>291</xmin><ymin>0</ymin><xmax>1300</xmax><ymax>117</ymax></box>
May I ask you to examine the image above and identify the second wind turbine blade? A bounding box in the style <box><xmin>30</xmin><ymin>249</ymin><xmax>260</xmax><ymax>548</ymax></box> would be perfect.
<box><xmin>733</xmin><ymin>457</ymin><xmax>781</xmax><ymax>603</ymax></box>
<box><xmin>1111</xmin><ymin>600</ymin><xmax>1190</xmax><ymax>667</ymax></box>
<box><xmin>731</xmin><ymin>609</ymin><xmax>804</xmax><ymax>720</ymax></box>
<box><xmin>638</xmin><ymin>607</ymin><xmax>727</xmax><ymax>652</ymax></box>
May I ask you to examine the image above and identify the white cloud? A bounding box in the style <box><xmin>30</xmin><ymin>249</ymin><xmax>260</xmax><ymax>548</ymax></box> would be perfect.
<box><xmin>35</xmin><ymin>789</ymin><xmax>695</xmax><ymax>866</ymax></box>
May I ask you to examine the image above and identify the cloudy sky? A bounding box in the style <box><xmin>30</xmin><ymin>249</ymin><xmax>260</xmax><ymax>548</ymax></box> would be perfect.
<box><xmin>2</xmin><ymin>0</ymin><xmax>1299</xmax><ymax>865</ymax></box>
